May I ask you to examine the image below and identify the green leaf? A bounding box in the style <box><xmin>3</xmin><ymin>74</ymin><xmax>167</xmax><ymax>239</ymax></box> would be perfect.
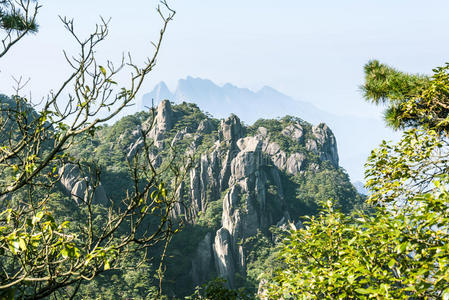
<box><xmin>18</xmin><ymin>238</ymin><xmax>26</xmax><ymax>251</ymax></box>
<box><xmin>99</xmin><ymin>65</ymin><xmax>106</xmax><ymax>76</ymax></box>
<box><xmin>151</xmin><ymin>190</ymin><xmax>157</xmax><ymax>200</ymax></box>
<box><xmin>60</xmin><ymin>248</ymin><xmax>69</xmax><ymax>259</ymax></box>
<box><xmin>104</xmin><ymin>260</ymin><xmax>110</xmax><ymax>270</ymax></box>
<box><xmin>32</xmin><ymin>211</ymin><xmax>44</xmax><ymax>225</ymax></box>
<box><xmin>398</xmin><ymin>242</ymin><xmax>408</xmax><ymax>253</ymax></box>
<box><xmin>9</xmin><ymin>241</ymin><xmax>20</xmax><ymax>254</ymax></box>
<box><xmin>355</xmin><ymin>288</ymin><xmax>372</xmax><ymax>295</ymax></box>
<box><xmin>347</xmin><ymin>274</ymin><xmax>355</xmax><ymax>285</ymax></box>
<box><xmin>387</xmin><ymin>258</ymin><xmax>395</xmax><ymax>268</ymax></box>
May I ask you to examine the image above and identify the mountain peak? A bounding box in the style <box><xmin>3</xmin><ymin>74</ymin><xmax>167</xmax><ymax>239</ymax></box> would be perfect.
<box><xmin>257</xmin><ymin>85</ymin><xmax>285</xmax><ymax>97</ymax></box>
<box><xmin>152</xmin><ymin>81</ymin><xmax>170</xmax><ymax>95</ymax></box>
<box><xmin>141</xmin><ymin>81</ymin><xmax>173</xmax><ymax>109</ymax></box>
<box><xmin>156</xmin><ymin>81</ymin><xmax>169</xmax><ymax>90</ymax></box>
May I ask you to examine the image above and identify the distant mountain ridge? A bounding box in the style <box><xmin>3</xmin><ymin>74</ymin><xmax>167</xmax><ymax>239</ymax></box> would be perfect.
<box><xmin>141</xmin><ymin>77</ymin><xmax>323</xmax><ymax>124</ymax></box>
<box><xmin>141</xmin><ymin>77</ymin><xmax>399</xmax><ymax>181</ymax></box>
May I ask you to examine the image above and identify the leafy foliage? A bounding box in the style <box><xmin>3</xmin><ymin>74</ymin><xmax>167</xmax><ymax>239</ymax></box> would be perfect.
<box><xmin>266</xmin><ymin>198</ymin><xmax>449</xmax><ymax>299</ymax></box>
<box><xmin>264</xmin><ymin>61</ymin><xmax>449</xmax><ymax>299</ymax></box>
<box><xmin>287</xmin><ymin>167</ymin><xmax>363</xmax><ymax>216</ymax></box>
<box><xmin>361</xmin><ymin>60</ymin><xmax>449</xmax><ymax>132</ymax></box>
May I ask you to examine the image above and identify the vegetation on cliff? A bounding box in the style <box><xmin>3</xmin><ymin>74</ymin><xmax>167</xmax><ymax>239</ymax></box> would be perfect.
<box><xmin>65</xmin><ymin>100</ymin><xmax>362</xmax><ymax>298</ymax></box>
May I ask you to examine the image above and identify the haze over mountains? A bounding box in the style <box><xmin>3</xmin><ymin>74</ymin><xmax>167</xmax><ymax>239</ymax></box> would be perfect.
<box><xmin>140</xmin><ymin>76</ymin><xmax>399</xmax><ymax>181</ymax></box>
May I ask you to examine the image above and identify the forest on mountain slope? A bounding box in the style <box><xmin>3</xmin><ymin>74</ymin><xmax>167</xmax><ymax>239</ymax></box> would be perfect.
<box><xmin>2</xmin><ymin>1</ymin><xmax>449</xmax><ymax>299</ymax></box>
<box><xmin>67</xmin><ymin>100</ymin><xmax>363</xmax><ymax>297</ymax></box>
<box><xmin>1</xmin><ymin>94</ymin><xmax>363</xmax><ymax>297</ymax></box>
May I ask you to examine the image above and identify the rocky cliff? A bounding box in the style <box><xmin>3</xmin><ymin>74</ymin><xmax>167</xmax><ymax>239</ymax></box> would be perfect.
<box><xmin>68</xmin><ymin>100</ymin><xmax>361</xmax><ymax>295</ymax></box>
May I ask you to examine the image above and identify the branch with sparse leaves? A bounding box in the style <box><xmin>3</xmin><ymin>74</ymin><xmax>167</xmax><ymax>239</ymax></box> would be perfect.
<box><xmin>0</xmin><ymin>1</ymin><xmax>189</xmax><ymax>299</ymax></box>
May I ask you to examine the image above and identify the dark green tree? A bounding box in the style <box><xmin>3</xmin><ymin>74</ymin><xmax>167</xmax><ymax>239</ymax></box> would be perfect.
<box><xmin>361</xmin><ymin>60</ymin><xmax>449</xmax><ymax>132</ymax></box>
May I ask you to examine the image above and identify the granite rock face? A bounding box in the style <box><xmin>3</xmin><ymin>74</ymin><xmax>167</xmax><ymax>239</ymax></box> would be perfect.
<box><xmin>67</xmin><ymin>101</ymin><xmax>345</xmax><ymax>292</ymax></box>
<box><xmin>264</xmin><ymin>141</ymin><xmax>287</xmax><ymax>171</ymax></box>
<box><xmin>197</xmin><ymin>119</ymin><xmax>213</xmax><ymax>134</ymax></box>
<box><xmin>286</xmin><ymin>153</ymin><xmax>306</xmax><ymax>175</ymax></box>
<box><xmin>191</xmin><ymin>232</ymin><xmax>213</xmax><ymax>286</ymax></box>
<box><xmin>308</xmin><ymin>123</ymin><xmax>339</xmax><ymax>167</ymax></box>
<box><xmin>213</xmin><ymin>228</ymin><xmax>236</xmax><ymax>287</ymax></box>
<box><xmin>59</xmin><ymin>163</ymin><xmax>108</xmax><ymax>205</ymax></box>
<box><xmin>136</xmin><ymin>101</ymin><xmax>343</xmax><ymax>289</ymax></box>
<box><xmin>156</xmin><ymin>100</ymin><xmax>174</xmax><ymax>132</ymax></box>
<box><xmin>219</xmin><ymin>114</ymin><xmax>244</xmax><ymax>143</ymax></box>
<box><xmin>282</xmin><ymin>123</ymin><xmax>304</xmax><ymax>143</ymax></box>
<box><xmin>210</xmin><ymin>128</ymin><xmax>289</xmax><ymax>287</ymax></box>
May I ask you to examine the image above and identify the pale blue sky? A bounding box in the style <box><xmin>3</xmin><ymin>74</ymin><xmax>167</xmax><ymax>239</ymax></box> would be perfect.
<box><xmin>1</xmin><ymin>0</ymin><xmax>449</xmax><ymax>119</ymax></box>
